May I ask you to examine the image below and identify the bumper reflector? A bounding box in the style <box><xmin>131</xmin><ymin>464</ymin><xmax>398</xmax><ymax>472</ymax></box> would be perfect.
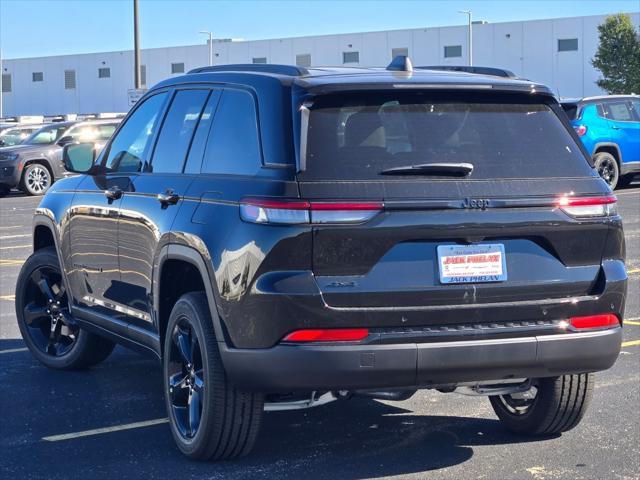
<box><xmin>570</xmin><ymin>314</ymin><xmax>620</xmax><ymax>330</ymax></box>
<box><xmin>283</xmin><ymin>328</ymin><xmax>370</xmax><ymax>343</ymax></box>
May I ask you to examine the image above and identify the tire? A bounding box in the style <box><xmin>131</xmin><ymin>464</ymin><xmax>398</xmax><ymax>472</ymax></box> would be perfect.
<box><xmin>163</xmin><ymin>292</ymin><xmax>263</xmax><ymax>460</ymax></box>
<box><xmin>490</xmin><ymin>374</ymin><xmax>594</xmax><ymax>435</ymax></box>
<box><xmin>0</xmin><ymin>184</ymin><xmax>9</xmax><ymax>197</ymax></box>
<box><xmin>20</xmin><ymin>162</ymin><xmax>52</xmax><ymax>196</ymax></box>
<box><xmin>15</xmin><ymin>247</ymin><xmax>116</xmax><ymax>370</ymax></box>
<box><xmin>593</xmin><ymin>152</ymin><xmax>619</xmax><ymax>189</ymax></box>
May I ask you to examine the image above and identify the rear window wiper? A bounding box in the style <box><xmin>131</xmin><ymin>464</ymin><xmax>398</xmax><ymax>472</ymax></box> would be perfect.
<box><xmin>379</xmin><ymin>162</ymin><xmax>474</xmax><ymax>176</ymax></box>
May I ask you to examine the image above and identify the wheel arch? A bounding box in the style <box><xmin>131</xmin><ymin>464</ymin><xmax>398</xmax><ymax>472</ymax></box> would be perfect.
<box><xmin>593</xmin><ymin>143</ymin><xmax>622</xmax><ymax>165</ymax></box>
<box><xmin>154</xmin><ymin>244</ymin><xmax>227</xmax><ymax>356</ymax></box>
<box><xmin>22</xmin><ymin>158</ymin><xmax>55</xmax><ymax>180</ymax></box>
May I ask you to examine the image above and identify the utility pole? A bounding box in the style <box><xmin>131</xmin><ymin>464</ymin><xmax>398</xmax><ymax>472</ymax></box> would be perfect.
<box><xmin>458</xmin><ymin>10</ymin><xmax>473</xmax><ymax>66</ymax></box>
<box><xmin>199</xmin><ymin>31</ymin><xmax>213</xmax><ymax>66</ymax></box>
<box><xmin>0</xmin><ymin>47</ymin><xmax>3</xmax><ymax>118</ymax></box>
<box><xmin>133</xmin><ymin>0</ymin><xmax>142</xmax><ymax>89</ymax></box>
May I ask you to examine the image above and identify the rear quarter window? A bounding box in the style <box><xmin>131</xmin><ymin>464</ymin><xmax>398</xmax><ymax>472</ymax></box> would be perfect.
<box><xmin>300</xmin><ymin>93</ymin><xmax>593</xmax><ymax>181</ymax></box>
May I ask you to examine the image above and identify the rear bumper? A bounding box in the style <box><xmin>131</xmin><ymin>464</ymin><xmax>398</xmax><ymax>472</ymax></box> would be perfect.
<box><xmin>221</xmin><ymin>327</ymin><xmax>622</xmax><ymax>392</ymax></box>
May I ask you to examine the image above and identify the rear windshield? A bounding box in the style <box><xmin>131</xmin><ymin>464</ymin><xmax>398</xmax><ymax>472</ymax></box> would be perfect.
<box><xmin>300</xmin><ymin>93</ymin><xmax>592</xmax><ymax>181</ymax></box>
<box><xmin>561</xmin><ymin>103</ymin><xmax>579</xmax><ymax>120</ymax></box>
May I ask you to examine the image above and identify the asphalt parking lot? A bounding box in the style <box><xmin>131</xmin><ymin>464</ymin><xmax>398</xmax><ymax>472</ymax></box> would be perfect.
<box><xmin>0</xmin><ymin>185</ymin><xmax>639</xmax><ymax>480</ymax></box>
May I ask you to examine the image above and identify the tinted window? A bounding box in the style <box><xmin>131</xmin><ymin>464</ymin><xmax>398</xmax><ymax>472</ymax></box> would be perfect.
<box><xmin>630</xmin><ymin>100</ymin><xmax>640</xmax><ymax>121</ymax></box>
<box><xmin>606</xmin><ymin>101</ymin><xmax>634</xmax><ymax>122</ymax></box>
<box><xmin>201</xmin><ymin>89</ymin><xmax>262</xmax><ymax>175</ymax></box>
<box><xmin>24</xmin><ymin>124</ymin><xmax>68</xmax><ymax>145</ymax></box>
<box><xmin>301</xmin><ymin>93</ymin><xmax>592</xmax><ymax>181</ymax></box>
<box><xmin>150</xmin><ymin>90</ymin><xmax>210</xmax><ymax>174</ymax></box>
<box><xmin>561</xmin><ymin>103</ymin><xmax>579</xmax><ymax>120</ymax></box>
<box><xmin>558</xmin><ymin>38</ymin><xmax>578</xmax><ymax>52</ymax></box>
<box><xmin>104</xmin><ymin>92</ymin><xmax>167</xmax><ymax>173</ymax></box>
<box><xmin>69</xmin><ymin>124</ymin><xmax>117</xmax><ymax>142</ymax></box>
<box><xmin>0</xmin><ymin>127</ymin><xmax>35</xmax><ymax>146</ymax></box>
<box><xmin>183</xmin><ymin>91</ymin><xmax>220</xmax><ymax>174</ymax></box>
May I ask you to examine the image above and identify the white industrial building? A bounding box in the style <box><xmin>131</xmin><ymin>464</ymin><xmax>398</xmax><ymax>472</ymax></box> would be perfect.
<box><xmin>1</xmin><ymin>12</ymin><xmax>638</xmax><ymax>116</ymax></box>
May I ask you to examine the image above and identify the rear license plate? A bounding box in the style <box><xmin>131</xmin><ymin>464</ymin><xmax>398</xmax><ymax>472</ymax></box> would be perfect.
<box><xmin>437</xmin><ymin>244</ymin><xmax>507</xmax><ymax>284</ymax></box>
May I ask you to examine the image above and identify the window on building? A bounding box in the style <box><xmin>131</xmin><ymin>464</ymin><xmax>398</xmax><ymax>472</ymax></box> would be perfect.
<box><xmin>151</xmin><ymin>89</ymin><xmax>210</xmax><ymax>173</ymax></box>
<box><xmin>444</xmin><ymin>45</ymin><xmax>462</xmax><ymax>58</ymax></box>
<box><xmin>201</xmin><ymin>89</ymin><xmax>262</xmax><ymax>175</ymax></box>
<box><xmin>32</xmin><ymin>72</ymin><xmax>44</xmax><ymax>82</ymax></box>
<box><xmin>171</xmin><ymin>62</ymin><xmax>185</xmax><ymax>74</ymax></box>
<box><xmin>64</xmin><ymin>70</ymin><xmax>76</xmax><ymax>89</ymax></box>
<box><xmin>296</xmin><ymin>54</ymin><xmax>312</xmax><ymax>68</ymax></box>
<box><xmin>558</xmin><ymin>38</ymin><xmax>578</xmax><ymax>52</ymax></box>
<box><xmin>252</xmin><ymin>57</ymin><xmax>267</xmax><ymax>64</ymax></box>
<box><xmin>140</xmin><ymin>65</ymin><xmax>147</xmax><ymax>87</ymax></box>
<box><xmin>343</xmin><ymin>51</ymin><xmax>359</xmax><ymax>64</ymax></box>
<box><xmin>391</xmin><ymin>47</ymin><xmax>409</xmax><ymax>59</ymax></box>
<box><xmin>104</xmin><ymin>92</ymin><xmax>168</xmax><ymax>173</ymax></box>
<box><xmin>98</xmin><ymin>67</ymin><xmax>111</xmax><ymax>79</ymax></box>
<box><xmin>1</xmin><ymin>74</ymin><xmax>11</xmax><ymax>93</ymax></box>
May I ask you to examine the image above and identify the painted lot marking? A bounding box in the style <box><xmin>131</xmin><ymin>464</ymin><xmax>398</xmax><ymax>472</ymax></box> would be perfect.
<box><xmin>627</xmin><ymin>268</ymin><xmax>640</xmax><ymax>276</ymax></box>
<box><xmin>0</xmin><ymin>294</ymin><xmax>15</xmax><ymax>301</ymax></box>
<box><xmin>42</xmin><ymin>418</ymin><xmax>169</xmax><ymax>442</ymax></box>
<box><xmin>0</xmin><ymin>244</ymin><xmax>31</xmax><ymax>250</ymax></box>
<box><xmin>0</xmin><ymin>347</ymin><xmax>28</xmax><ymax>354</ymax></box>
<box><xmin>621</xmin><ymin>340</ymin><xmax>640</xmax><ymax>348</ymax></box>
<box><xmin>0</xmin><ymin>234</ymin><xmax>31</xmax><ymax>240</ymax></box>
<box><xmin>0</xmin><ymin>259</ymin><xmax>24</xmax><ymax>266</ymax></box>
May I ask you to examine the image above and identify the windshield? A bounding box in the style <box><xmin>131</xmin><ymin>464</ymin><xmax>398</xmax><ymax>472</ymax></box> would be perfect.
<box><xmin>24</xmin><ymin>124</ymin><xmax>69</xmax><ymax>145</ymax></box>
<box><xmin>0</xmin><ymin>127</ymin><xmax>36</xmax><ymax>146</ymax></box>
<box><xmin>300</xmin><ymin>93</ymin><xmax>593</xmax><ymax>181</ymax></box>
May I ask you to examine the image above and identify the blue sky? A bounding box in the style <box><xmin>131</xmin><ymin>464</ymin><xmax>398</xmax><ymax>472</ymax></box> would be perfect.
<box><xmin>1</xmin><ymin>0</ymin><xmax>638</xmax><ymax>59</ymax></box>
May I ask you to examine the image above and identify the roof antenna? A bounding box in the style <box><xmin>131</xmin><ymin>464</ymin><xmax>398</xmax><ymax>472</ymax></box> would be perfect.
<box><xmin>387</xmin><ymin>55</ymin><xmax>413</xmax><ymax>72</ymax></box>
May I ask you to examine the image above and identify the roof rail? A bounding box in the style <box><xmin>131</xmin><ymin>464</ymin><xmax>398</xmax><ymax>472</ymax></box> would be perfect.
<box><xmin>188</xmin><ymin>64</ymin><xmax>309</xmax><ymax>76</ymax></box>
<box><xmin>416</xmin><ymin>65</ymin><xmax>517</xmax><ymax>78</ymax></box>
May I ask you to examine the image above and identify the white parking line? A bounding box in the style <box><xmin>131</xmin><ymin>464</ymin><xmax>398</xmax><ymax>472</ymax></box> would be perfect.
<box><xmin>42</xmin><ymin>418</ymin><xmax>169</xmax><ymax>442</ymax></box>
<box><xmin>0</xmin><ymin>234</ymin><xmax>31</xmax><ymax>240</ymax></box>
<box><xmin>0</xmin><ymin>347</ymin><xmax>28</xmax><ymax>354</ymax></box>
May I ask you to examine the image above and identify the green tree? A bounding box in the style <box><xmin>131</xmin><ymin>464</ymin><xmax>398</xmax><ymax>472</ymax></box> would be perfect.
<box><xmin>592</xmin><ymin>13</ymin><xmax>640</xmax><ymax>94</ymax></box>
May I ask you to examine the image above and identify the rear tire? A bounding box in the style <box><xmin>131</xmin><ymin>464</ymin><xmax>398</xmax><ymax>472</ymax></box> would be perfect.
<box><xmin>15</xmin><ymin>247</ymin><xmax>116</xmax><ymax>370</ymax></box>
<box><xmin>163</xmin><ymin>292</ymin><xmax>263</xmax><ymax>460</ymax></box>
<box><xmin>490</xmin><ymin>374</ymin><xmax>594</xmax><ymax>435</ymax></box>
<box><xmin>593</xmin><ymin>152</ymin><xmax>619</xmax><ymax>189</ymax></box>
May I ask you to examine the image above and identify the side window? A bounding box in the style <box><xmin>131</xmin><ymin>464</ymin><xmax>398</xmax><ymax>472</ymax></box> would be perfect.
<box><xmin>70</xmin><ymin>124</ymin><xmax>118</xmax><ymax>143</ymax></box>
<box><xmin>596</xmin><ymin>103</ymin><xmax>606</xmax><ymax>118</ymax></box>
<box><xmin>606</xmin><ymin>101</ymin><xmax>633</xmax><ymax>122</ymax></box>
<box><xmin>183</xmin><ymin>90</ymin><xmax>220</xmax><ymax>174</ymax></box>
<box><xmin>104</xmin><ymin>93</ymin><xmax>167</xmax><ymax>173</ymax></box>
<box><xmin>150</xmin><ymin>89</ymin><xmax>210</xmax><ymax>173</ymax></box>
<box><xmin>628</xmin><ymin>100</ymin><xmax>640</xmax><ymax>121</ymax></box>
<box><xmin>201</xmin><ymin>89</ymin><xmax>262</xmax><ymax>175</ymax></box>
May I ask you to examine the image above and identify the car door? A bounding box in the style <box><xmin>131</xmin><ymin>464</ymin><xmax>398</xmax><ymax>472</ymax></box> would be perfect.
<box><xmin>117</xmin><ymin>88</ymin><xmax>216</xmax><ymax>336</ymax></box>
<box><xmin>603</xmin><ymin>100</ymin><xmax>640</xmax><ymax>163</ymax></box>
<box><xmin>67</xmin><ymin>92</ymin><xmax>169</xmax><ymax>330</ymax></box>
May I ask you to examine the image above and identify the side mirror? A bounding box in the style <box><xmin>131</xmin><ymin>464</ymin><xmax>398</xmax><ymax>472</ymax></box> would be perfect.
<box><xmin>57</xmin><ymin>135</ymin><xmax>74</xmax><ymax>147</ymax></box>
<box><xmin>0</xmin><ymin>139</ymin><xmax>5</xmax><ymax>147</ymax></box>
<box><xmin>63</xmin><ymin>143</ymin><xmax>96</xmax><ymax>174</ymax></box>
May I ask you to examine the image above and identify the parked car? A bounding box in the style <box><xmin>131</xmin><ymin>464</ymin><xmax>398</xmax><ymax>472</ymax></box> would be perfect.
<box><xmin>16</xmin><ymin>61</ymin><xmax>626</xmax><ymax>460</ymax></box>
<box><xmin>561</xmin><ymin>95</ymin><xmax>640</xmax><ymax>189</ymax></box>
<box><xmin>0</xmin><ymin>123</ymin><xmax>44</xmax><ymax>147</ymax></box>
<box><xmin>0</xmin><ymin>119</ymin><xmax>120</xmax><ymax>196</ymax></box>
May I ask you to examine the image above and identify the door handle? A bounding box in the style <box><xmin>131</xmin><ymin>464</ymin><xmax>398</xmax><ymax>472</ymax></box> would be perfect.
<box><xmin>611</xmin><ymin>125</ymin><xmax>621</xmax><ymax>130</ymax></box>
<box><xmin>157</xmin><ymin>189</ymin><xmax>180</xmax><ymax>206</ymax></box>
<box><xmin>104</xmin><ymin>186</ymin><xmax>123</xmax><ymax>200</ymax></box>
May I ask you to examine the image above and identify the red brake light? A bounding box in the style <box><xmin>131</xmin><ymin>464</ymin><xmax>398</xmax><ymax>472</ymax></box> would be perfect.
<box><xmin>570</xmin><ymin>314</ymin><xmax>619</xmax><ymax>330</ymax></box>
<box><xmin>282</xmin><ymin>328</ymin><xmax>370</xmax><ymax>343</ymax></box>
<box><xmin>574</xmin><ymin>125</ymin><xmax>588</xmax><ymax>137</ymax></box>
<box><xmin>240</xmin><ymin>199</ymin><xmax>383</xmax><ymax>225</ymax></box>
<box><xmin>556</xmin><ymin>195</ymin><xmax>617</xmax><ymax>217</ymax></box>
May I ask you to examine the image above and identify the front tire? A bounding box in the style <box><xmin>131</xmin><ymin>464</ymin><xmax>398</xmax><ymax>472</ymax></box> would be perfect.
<box><xmin>490</xmin><ymin>374</ymin><xmax>594</xmax><ymax>435</ymax></box>
<box><xmin>163</xmin><ymin>292</ymin><xmax>263</xmax><ymax>460</ymax></box>
<box><xmin>15</xmin><ymin>247</ymin><xmax>116</xmax><ymax>370</ymax></box>
<box><xmin>20</xmin><ymin>163</ymin><xmax>52</xmax><ymax>196</ymax></box>
<box><xmin>593</xmin><ymin>152</ymin><xmax>619</xmax><ymax>189</ymax></box>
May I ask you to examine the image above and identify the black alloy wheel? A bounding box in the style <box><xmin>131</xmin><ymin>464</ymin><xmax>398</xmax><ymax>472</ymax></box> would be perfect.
<box><xmin>20</xmin><ymin>265</ymin><xmax>78</xmax><ymax>357</ymax></box>
<box><xmin>167</xmin><ymin>319</ymin><xmax>205</xmax><ymax>439</ymax></box>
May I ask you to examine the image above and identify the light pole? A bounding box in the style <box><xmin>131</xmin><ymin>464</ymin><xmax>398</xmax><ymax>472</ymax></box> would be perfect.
<box><xmin>0</xmin><ymin>47</ymin><xmax>3</xmax><ymax>118</ymax></box>
<box><xmin>199</xmin><ymin>31</ymin><xmax>213</xmax><ymax>66</ymax></box>
<box><xmin>133</xmin><ymin>0</ymin><xmax>142</xmax><ymax>89</ymax></box>
<box><xmin>458</xmin><ymin>10</ymin><xmax>472</xmax><ymax>66</ymax></box>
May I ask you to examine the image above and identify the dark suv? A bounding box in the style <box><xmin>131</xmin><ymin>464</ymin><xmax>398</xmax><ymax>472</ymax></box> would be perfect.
<box><xmin>0</xmin><ymin>119</ymin><xmax>119</xmax><ymax>196</ymax></box>
<box><xmin>16</xmin><ymin>60</ymin><xmax>626</xmax><ymax>460</ymax></box>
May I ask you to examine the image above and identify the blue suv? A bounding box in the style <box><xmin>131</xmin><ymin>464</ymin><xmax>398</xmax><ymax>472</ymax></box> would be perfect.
<box><xmin>562</xmin><ymin>95</ymin><xmax>640</xmax><ymax>189</ymax></box>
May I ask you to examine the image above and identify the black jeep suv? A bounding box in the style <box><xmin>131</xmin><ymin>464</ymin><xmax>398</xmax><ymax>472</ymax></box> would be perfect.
<box><xmin>16</xmin><ymin>60</ymin><xmax>627</xmax><ymax>460</ymax></box>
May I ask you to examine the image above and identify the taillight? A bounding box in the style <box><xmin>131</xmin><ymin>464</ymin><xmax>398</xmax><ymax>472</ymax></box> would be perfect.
<box><xmin>240</xmin><ymin>199</ymin><xmax>383</xmax><ymax>225</ymax></box>
<box><xmin>556</xmin><ymin>195</ymin><xmax>617</xmax><ymax>218</ymax></box>
<box><xmin>574</xmin><ymin>125</ymin><xmax>588</xmax><ymax>136</ymax></box>
<box><xmin>570</xmin><ymin>314</ymin><xmax>620</xmax><ymax>330</ymax></box>
<box><xmin>282</xmin><ymin>328</ymin><xmax>370</xmax><ymax>343</ymax></box>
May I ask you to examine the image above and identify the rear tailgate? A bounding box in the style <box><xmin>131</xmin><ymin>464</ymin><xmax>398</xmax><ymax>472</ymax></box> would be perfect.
<box><xmin>297</xmin><ymin>91</ymin><xmax>613</xmax><ymax>311</ymax></box>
